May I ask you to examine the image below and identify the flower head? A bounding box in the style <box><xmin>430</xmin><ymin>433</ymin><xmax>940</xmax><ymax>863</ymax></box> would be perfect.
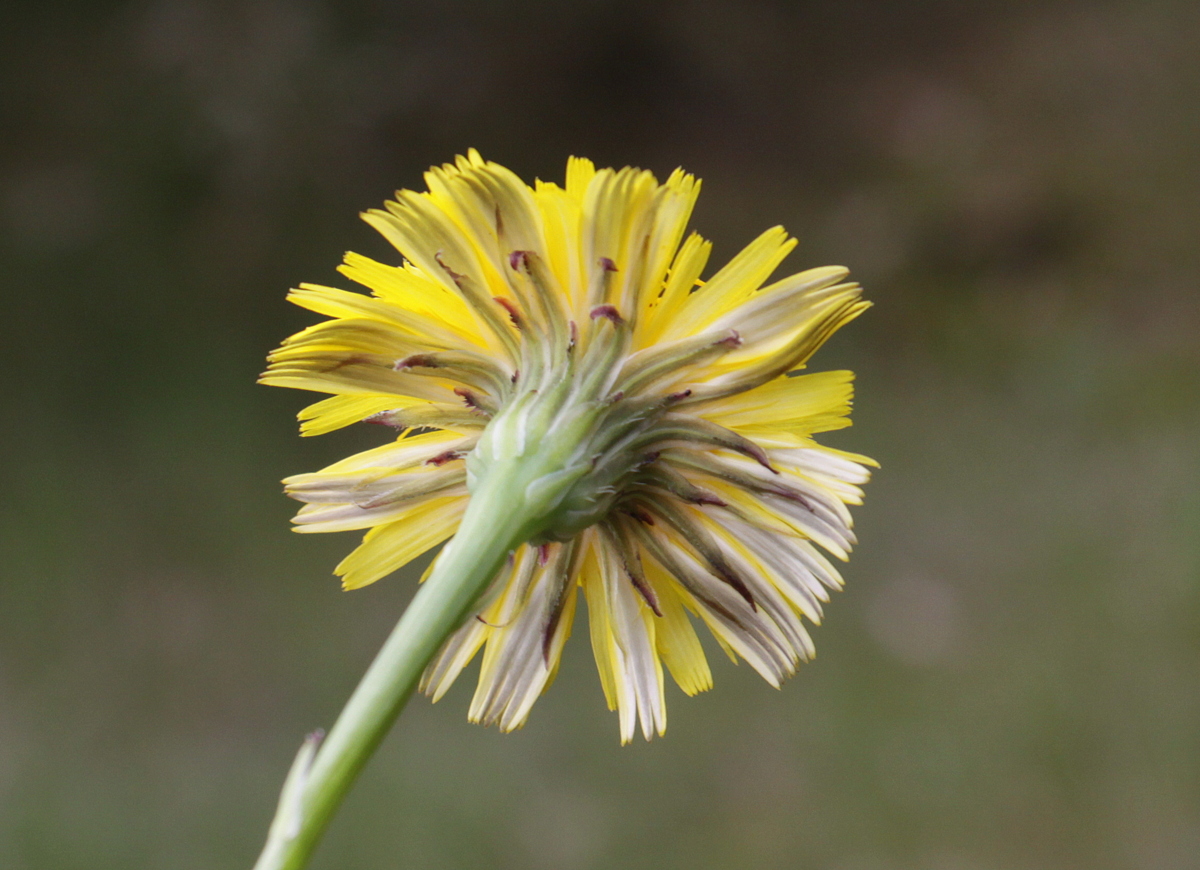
<box><xmin>262</xmin><ymin>151</ymin><xmax>874</xmax><ymax>742</ymax></box>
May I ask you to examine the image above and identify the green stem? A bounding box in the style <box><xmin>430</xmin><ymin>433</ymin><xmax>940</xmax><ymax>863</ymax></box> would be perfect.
<box><xmin>252</xmin><ymin>466</ymin><xmax>539</xmax><ymax>870</ymax></box>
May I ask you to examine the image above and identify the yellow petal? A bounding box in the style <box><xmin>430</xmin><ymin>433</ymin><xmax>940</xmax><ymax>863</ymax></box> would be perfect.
<box><xmin>565</xmin><ymin>156</ymin><xmax>596</xmax><ymax>202</ymax></box>
<box><xmin>285</xmin><ymin>284</ymin><xmax>468</xmax><ymax>350</ymax></box>
<box><xmin>338</xmin><ymin>252</ymin><xmax>484</xmax><ymax>346</ymax></box>
<box><xmin>637</xmin><ymin>231</ymin><xmax>712</xmax><ymax>347</ymax></box>
<box><xmin>581</xmin><ymin>166</ymin><xmax>661</xmax><ymax>318</ymax></box>
<box><xmin>335</xmin><ymin>496</ymin><xmax>466</xmax><ymax>589</ymax></box>
<box><xmin>698</xmin><ymin>370</ymin><xmax>856</xmax><ymax>439</ymax></box>
<box><xmin>659</xmin><ymin>226</ymin><xmax>796</xmax><ymax>342</ymax></box>
<box><xmin>645</xmin><ymin>558</ymin><xmax>712</xmax><ymax>696</ymax></box>
<box><xmin>533</xmin><ymin>182</ymin><xmax>587</xmax><ymax>311</ymax></box>
<box><xmin>296</xmin><ymin>394</ymin><xmax>423</xmax><ymax>436</ymax></box>
<box><xmin>303</xmin><ymin>429</ymin><xmax>472</xmax><ymax>476</ymax></box>
<box><xmin>580</xmin><ymin>535</ymin><xmax>619</xmax><ymax>712</ymax></box>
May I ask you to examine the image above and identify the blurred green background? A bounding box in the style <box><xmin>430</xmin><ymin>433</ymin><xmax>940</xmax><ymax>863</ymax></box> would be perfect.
<box><xmin>3</xmin><ymin>1</ymin><xmax>1198</xmax><ymax>868</ymax></box>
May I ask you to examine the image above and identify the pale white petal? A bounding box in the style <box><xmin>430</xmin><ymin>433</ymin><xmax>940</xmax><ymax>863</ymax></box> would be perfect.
<box><xmin>468</xmin><ymin>543</ymin><xmax>579</xmax><ymax>732</ymax></box>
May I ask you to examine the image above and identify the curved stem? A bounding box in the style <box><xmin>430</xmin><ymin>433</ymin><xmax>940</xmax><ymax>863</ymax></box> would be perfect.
<box><xmin>252</xmin><ymin>469</ymin><xmax>538</xmax><ymax>870</ymax></box>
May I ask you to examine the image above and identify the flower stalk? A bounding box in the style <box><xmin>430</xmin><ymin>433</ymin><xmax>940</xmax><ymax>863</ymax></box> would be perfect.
<box><xmin>253</xmin><ymin>456</ymin><xmax>559</xmax><ymax>870</ymax></box>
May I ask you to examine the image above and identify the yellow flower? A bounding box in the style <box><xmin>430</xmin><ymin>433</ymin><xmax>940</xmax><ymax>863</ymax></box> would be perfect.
<box><xmin>261</xmin><ymin>151</ymin><xmax>874</xmax><ymax>743</ymax></box>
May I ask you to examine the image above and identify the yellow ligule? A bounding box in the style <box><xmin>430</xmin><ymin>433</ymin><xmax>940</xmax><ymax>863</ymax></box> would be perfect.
<box><xmin>638</xmin><ymin>231</ymin><xmax>713</xmax><ymax>346</ymax></box>
<box><xmin>338</xmin><ymin>251</ymin><xmax>483</xmax><ymax>343</ymax></box>
<box><xmin>565</xmin><ymin>156</ymin><xmax>596</xmax><ymax>202</ymax></box>
<box><xmin>700</xmin><ymin>370</ymin><xmax>855</xmax><ymax>437</ymax></box>
<box><xmin>645</xmin><ymin>560</ymin><xmax>713</xmax><ymax>696</ymax></box>
<box><xmin>297</xmin><ymin>394</ymin><xmax>419</xmax><ymax>436</ymax></box>
<box><xmin>335</xmin><ymin>496</ymin><xmax>465</xmax><ymax>590</ymax></box>
<box><xmin>582</xmin><ymin>544</ymin><xmax>620</xmax><ymax>712</ymax></box>
<box><xmin>660</xmin><ymin>226</ymin><xmax>797</xmax><ymax>341</ymax></box>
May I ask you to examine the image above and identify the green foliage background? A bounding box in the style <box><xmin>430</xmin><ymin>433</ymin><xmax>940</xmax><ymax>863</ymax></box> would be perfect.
<box><xmin>3</xmin><ymin>2</ymin><xmax>1198</xmax><ymax>868</ymax></box>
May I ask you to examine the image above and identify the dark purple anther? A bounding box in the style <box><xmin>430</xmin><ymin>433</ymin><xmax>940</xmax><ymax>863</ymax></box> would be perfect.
<box><xmin>435</xmin><ymin>251</ymin><xmax>465</xmax><ymax>283</ymax></box>
<box><xmin>394</xmin><ymin>354</ymin><xmax>437</xmax><ymax>370</ymax></box>
<box><xmin>590</xmin><ymin>304</ymin><xmax>624</xmax><ymax>324</ymax></box>
<box><xmin>426</xmin><ymin>450</ymin><xmax>466</xmax><ymax>466</ymax></box>
<box><xmin>454</xmin><ymin>387</ymin><xmax>484</xmax><ymax>410</ymax></box>
<box><xmin>365</xmin><ymin>410</ymin><xmax>404</xmax><ymax>428</ymax></box>
<box><xmin>689</xmin><ymin>491</ymin><xmax>728</xmax><ymax>508</ymax></box>
<box><xmin>624</xmin><ymin>507</ymin><xmax>656</xmax><ymax>526</ymax></box>
<box><xmin>494</xmin><ymin>296</ymin><xmax>522</xmax><ymax>327</ymax></box>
